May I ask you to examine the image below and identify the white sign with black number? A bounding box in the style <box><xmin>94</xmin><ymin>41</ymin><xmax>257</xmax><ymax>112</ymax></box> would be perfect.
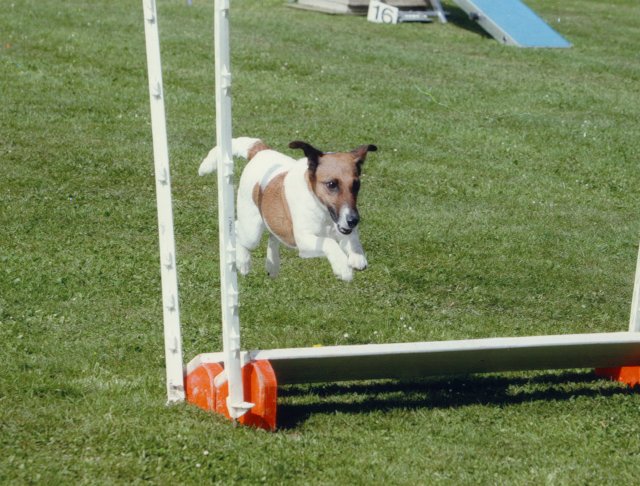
<box><xmin>367</xmin><ymin>0</ymin><xmax>399</xmax><ymax>24</ymax></box>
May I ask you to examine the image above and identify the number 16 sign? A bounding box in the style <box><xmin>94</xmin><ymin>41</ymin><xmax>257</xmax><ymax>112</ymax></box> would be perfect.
<box><xmin>367</xmin><ymin>0</ymin><xmax>399</xmax><ymax>24</ymax></box>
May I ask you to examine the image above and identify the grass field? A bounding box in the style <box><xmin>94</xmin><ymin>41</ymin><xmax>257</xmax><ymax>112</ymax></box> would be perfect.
<box><xmin>2</xmin><ymin>0</ymin><xmax>640</xmax><ymax>483</ymax></box>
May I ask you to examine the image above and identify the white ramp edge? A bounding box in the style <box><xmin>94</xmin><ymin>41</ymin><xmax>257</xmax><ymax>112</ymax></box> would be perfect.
<box><xmin>187</xmin><ymin>332</ymin><xmax>640</xmax><ymax>385</ymax></box>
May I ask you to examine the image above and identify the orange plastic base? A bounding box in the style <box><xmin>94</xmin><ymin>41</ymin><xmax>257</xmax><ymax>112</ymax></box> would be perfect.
<box><xmin>185</xmin><ymin>360</ymin><xmax>278</xmax><ymax>431</ymax></box>
<box><xmin>595</xmin><ymin>366</ymin><xmax>640</xmax><ymax>387</ymax></box>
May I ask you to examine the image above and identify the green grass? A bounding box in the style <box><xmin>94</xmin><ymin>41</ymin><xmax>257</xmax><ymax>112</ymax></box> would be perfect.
<box><xmin>2</xmin><ymin>0</ymin><xmax>640</xmax><ymax>483</ymax></box>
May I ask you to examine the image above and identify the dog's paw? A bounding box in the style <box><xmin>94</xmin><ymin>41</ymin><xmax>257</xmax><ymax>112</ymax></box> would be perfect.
<box><xmin>198</xmin><ymin>148</ymin><xmax>218</xmax><ymax>176</ymax></box>
<box><xmin>337</xmin><ymin>267</ymin><xmax>354</xmax><ymax>282</ymax></box>
<box><xmin>348</xmin><ymin>252</ymin><xmax>368</xmax><ymax>271</ymax></box>
<box><xmin>331</xmin><ymin>262</ymin><xmax>353</xmax><ymax>282</ymax></box>
<box><xmin>237</xmin><ymin>260</ymin><xmax>251</xmax><ymax>275</ymax></box>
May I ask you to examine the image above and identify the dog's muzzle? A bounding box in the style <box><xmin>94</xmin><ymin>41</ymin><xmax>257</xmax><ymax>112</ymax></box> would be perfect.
<box><xmin>336</xmin><ymin>209</ymin><xmax>359</xmax><ymax>235</ymax></box>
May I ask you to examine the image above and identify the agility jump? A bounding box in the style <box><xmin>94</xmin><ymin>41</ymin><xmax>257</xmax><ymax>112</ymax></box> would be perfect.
<box><xmin>142</xmin><ymin>0</ymin><xmax>640</xmax><ymax>430</ymax></box>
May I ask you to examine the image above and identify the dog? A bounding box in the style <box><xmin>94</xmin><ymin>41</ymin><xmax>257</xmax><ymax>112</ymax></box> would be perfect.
<box><xmin>198</xmin><ymin>137</ymin><xmax>377</xmax><ymax>281</ymax></box>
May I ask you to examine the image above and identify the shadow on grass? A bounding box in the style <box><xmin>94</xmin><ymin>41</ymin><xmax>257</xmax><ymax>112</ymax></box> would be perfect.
<box><xmin>276</xmin><ymin>371</ymin><xmax>634</xmax><ymax>429</ymax></box>
<box><xmin>444</xmin><ymin>5</ymin><xmax>491</xmax><ymax>40</ymax></box>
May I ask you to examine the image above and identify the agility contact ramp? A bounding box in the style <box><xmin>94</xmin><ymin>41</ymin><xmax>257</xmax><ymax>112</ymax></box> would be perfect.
<box><xmin>144</xmin><ymin>0</ymin><xmax>634</xmax><ymax>430</ymax></box>
<box><xmin>452</xmin><ymin>0</ymin><xmax>571</xmax><ymax>47</ymax></box>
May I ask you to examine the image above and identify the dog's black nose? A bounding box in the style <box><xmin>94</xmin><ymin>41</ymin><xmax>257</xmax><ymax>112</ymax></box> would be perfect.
<box><xmin>346</xmin><ymin>212</ymin><xmax>359</xmax><ymax>229</ymax></box>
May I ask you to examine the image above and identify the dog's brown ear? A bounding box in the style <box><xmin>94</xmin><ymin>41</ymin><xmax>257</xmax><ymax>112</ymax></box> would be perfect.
<box><xmin>289</xmin><ymin>141</ymin><xmax>323</xmax><ymax>173</ymax></box>
<box><xmin>352</xmin><ymin>144</ymin><xmax>378</xmax><ymax>159</ymax></box>
<box><xmin>352</xmin><ymin>144</ymin><xmax>377</xmax><ymax>174</ymax></box>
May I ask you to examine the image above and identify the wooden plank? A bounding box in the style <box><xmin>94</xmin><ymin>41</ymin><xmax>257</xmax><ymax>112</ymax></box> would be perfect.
<box><xmin>188</xmin><ymin>332</ymin><xmax>640</xmax><ymax>385</ymax></box>
<box><xmin>291</xmin><ymin>0</ymin><xmax>432</xmax><ymax>15</ymax></box>
<box><xmin>293</xmin><ymin>0</ymin><xmax>369</xmax><ymax>15</ymax></box>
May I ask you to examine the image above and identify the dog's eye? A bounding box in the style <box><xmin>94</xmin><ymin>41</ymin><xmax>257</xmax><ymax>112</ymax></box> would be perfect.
<box><xmin>325</xmin><ymin>180</ymin><xmax>339</xmax><ymax>191</ymax></box>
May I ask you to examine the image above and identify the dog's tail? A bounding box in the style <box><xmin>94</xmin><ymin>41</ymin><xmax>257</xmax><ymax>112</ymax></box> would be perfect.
<box><xmin>198</xmin><ymin>137</ymin><xmax>269</xmax><ymax>176</ymax></box>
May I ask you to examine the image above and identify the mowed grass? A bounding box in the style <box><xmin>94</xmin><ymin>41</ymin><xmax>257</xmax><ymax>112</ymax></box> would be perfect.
<box><xmin>2</xmin><ymin>0</ymin><xmax>640</xmax><ymax>483</ymax></box>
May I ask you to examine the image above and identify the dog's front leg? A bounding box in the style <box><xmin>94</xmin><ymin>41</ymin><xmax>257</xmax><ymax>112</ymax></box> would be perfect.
<box><xmin>296</xmin><ymin>234</ymin><xmax>353</xmax><ymax>282</ymax></box>
<box><xmin>339</xmin><ymin>229</ymin><xmax>368</xmax><ymax>271</ymax></box>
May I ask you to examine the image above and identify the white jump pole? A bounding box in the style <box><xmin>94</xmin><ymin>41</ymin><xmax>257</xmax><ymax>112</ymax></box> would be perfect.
<box><xmin>213</xmin><ymin>0</ymin><xmax>253</xmax><ymax>420</ymax></box>
<box><xmin>142</xmin><ymin>0</ymin><xmax>185</xmax><ymax>404</ymax></box>
<box><xmin>629</xmin><ymin>242</ymin><xmax>640</xmax><ymax>332</ymax></box>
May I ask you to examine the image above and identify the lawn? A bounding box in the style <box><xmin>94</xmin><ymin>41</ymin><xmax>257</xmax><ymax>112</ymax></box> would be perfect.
<box><xmin>2</xmin><ymin>0</ymin><xmax>640</xmax><ymax>483</ymax></box>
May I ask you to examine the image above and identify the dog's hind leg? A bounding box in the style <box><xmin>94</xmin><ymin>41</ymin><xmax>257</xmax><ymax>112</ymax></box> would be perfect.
<box><xmin>236</xmin><ymin>224</ymin><xmax>263</xmax><ymax>276</ymax></box>
<box><xmin>236</xmin><ymin>219</ymin><xmax>264</xmax><ymax>276</ymax></box>
<box><xmin>236</xmin><ymin>240</ymin><xmax>252</xmax><ymax>276</ymax></box>
<box><xmin>265</xmin><ymin>235</ymin><xmax>280</xmax><ymax>278</ymax></box>
<box><xmin>235</xmin><ymin>195</ymin><xmax>265</xmax><ymax>275</ymax></box>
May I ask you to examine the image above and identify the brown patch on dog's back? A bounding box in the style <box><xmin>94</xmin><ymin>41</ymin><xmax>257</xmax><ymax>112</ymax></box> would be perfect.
<box><xmin>248</xmin><ymin>140</ymin><xmax>271</xmax><ymax>161</ymax></box>
<box><xmin>253</xmin><ymin>174</ymin><xmax>295</xmax><ymax>247</ymax></box>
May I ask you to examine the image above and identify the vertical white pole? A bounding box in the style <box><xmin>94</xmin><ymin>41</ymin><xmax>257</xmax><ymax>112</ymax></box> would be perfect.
<box><xmin>142</xmin><ymin>0</ymin><xmax>185</xmax><ymax>403</ymax></box>
<box><xmin>214</xmin><ymin>0</ymin><xmax>253</xmax><ymax>419</ymax></box>
<box><xmin>629</xmin><ymin>242</ymin><xmax>640</xmax><ymax>332</ymax></box>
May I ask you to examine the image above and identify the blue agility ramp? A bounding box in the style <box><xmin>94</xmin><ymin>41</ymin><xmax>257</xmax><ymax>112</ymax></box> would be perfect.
<box><xmin>453</xmin><ymin>0</ymin><xmax>571</xmax><ymax>47</ymax></box>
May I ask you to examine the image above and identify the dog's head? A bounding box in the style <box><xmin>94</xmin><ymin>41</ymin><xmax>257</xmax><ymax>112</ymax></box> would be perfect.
<box><xmin>289</xmin><ymin>141</ymin><xmax>377</xmax><ymax>235</ymax></box>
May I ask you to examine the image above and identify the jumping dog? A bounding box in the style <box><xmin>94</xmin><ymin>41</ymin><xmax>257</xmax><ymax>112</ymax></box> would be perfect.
<box><xmin>199</xmin><ymin>137</ymin><xmax>376</xmax><ymax>281</ymax></box>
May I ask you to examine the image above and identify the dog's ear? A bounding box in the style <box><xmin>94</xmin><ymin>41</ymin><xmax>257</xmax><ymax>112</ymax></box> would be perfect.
<box><xmin>352</xmin><ymin>144</ymin><xmax>377</xmax><ymax>174</ymax></box>
<box><xmin>289</xmin><ymin>141</ymin><xmax>323</xmax><ymax>173</ymax></box>
<box><xmin>352</xmin><ymin>144</ymin><xmax>377</xmax><ymax>159</ymax></box>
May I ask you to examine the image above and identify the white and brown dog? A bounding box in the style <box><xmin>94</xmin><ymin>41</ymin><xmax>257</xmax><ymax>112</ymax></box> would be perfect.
<box><xmin>198</xmin><ymin>137</ymin><xmax>377</xmax><ymax>281</ymax></box>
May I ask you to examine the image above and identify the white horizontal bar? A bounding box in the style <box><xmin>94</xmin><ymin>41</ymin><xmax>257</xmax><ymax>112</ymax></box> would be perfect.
<box><xmin>187</xmin><ymin>332</ymin><xmax>640</xmax><ymax>385</ymax></box>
